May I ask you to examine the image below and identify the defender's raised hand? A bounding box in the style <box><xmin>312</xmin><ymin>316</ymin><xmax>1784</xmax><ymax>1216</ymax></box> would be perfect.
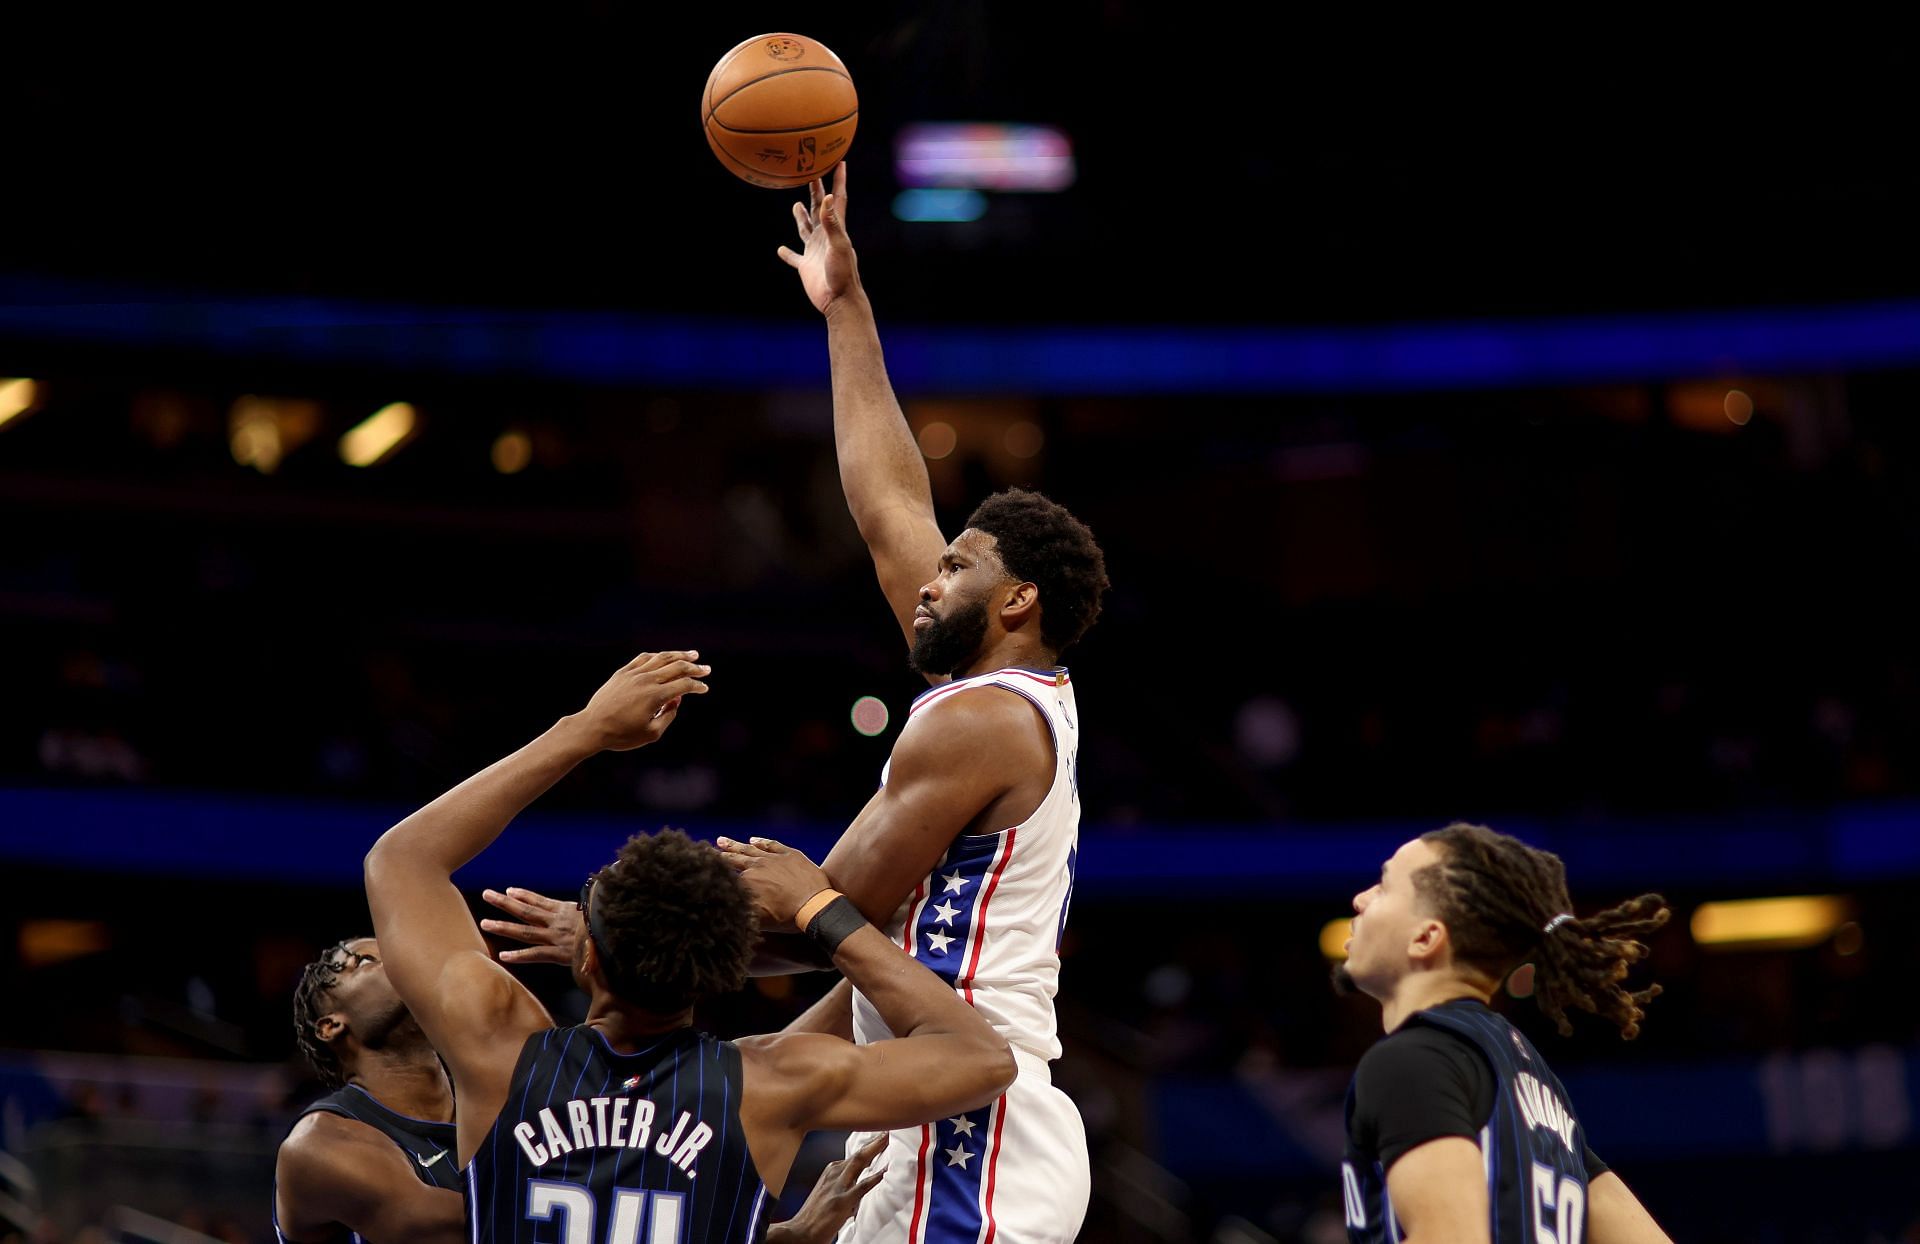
<box><xmin>480</xmin><ymin>887</ymin><xmax>582</xmax><ymax>966</ymax></box>
<box><xmin>777</xmin><ymin>163</ymin><xmax>859</xmax><ymax>316</ymax></box>
<box><xmin>715</xmin><ymin>836</ymin><xmax>833</xmax><ymax>928</ymax></box>
<box><xmin>575</xmin><ymin>650</ymin><xmax>709</xmax><ymax>751</ymax></box>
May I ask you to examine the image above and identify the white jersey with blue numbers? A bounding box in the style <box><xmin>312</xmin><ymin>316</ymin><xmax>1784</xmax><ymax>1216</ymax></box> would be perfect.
<box><xmin>853</xmin><ymin>665</ymin><xmax>1081</xmax><ymax>1062</ymax></box>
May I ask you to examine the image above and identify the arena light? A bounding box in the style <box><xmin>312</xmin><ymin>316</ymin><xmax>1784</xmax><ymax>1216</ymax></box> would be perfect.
<box><xmin>1320</xmin><ymin>918</ymin><xmax>1352</xmax><ymax>961</ymax></box>
<box><xmin>492</xmin><ymin>429</ymin><xmax>533</xmax><ymax>475</ymax></box>
<box><xmin>917</xmin><ymin>420</ymin><xmax>958</xmax><ymax>460</ymax></box>
<box><xmin>0</xmin><ymin>378</ymin><xmax>39</xmax><ymax>428</ymax></box>
<box><xmin>850</xmin><ymin>696</ymin><xmax>890</xmax><ymax>737</ymax></box>
<box><xmin>895</xmin><ymin>123</ymin><xmax>1075</xmax><ymax>192</ymax></box>
<box><xmin>340</xmin><ymin>402</ymin><xmax>417</xmax><ymax>467</ymax></box>
<box><xmin>892</xmin><ymin>188</ymin><xmax>988</xmax><ymax>223</ymax></box>
<box><xmin>1690</xmin><ymin>895</ymin><xmax>1851</xmax><ymax>950</ymax></box>
<box><xmin>20</xmin><ymin>918</ymin><xmax>110</xmax><ymax>969</ymax></box>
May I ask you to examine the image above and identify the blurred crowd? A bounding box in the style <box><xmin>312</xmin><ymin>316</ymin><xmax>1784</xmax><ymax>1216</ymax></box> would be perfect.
<box><xmin>4</xmin><ymin>371</ymin><xmax>1919</xmax><ymax>828</ymax></box>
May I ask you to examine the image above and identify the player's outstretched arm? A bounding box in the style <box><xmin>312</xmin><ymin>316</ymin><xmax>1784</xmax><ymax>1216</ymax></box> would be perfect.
<box><xmin>779</xmin><ymin>163</ymin><xmax>948</xmax><ymax>659</ymax></box>
<box><xmin>274</xmin><ymin>1113</ymin><xmax>465</xmax><ymax>1243</ymax></box>
<box><xmin>1382</xmin><ymin>1136</ymin><xmax>1492</xmax><ymax>1243</ymax></box>
<box><xmin>364</xmin><ymin>650</ymin><xmax>709</xmax><ymax>1161</ymax></box>
<box><xmin>721</xmin><ymin>838</ymin><xmax>1015</xmax><ymax>1177</ymax></box>
<box><xmin>1586</xmin><ymin>1171</ymin><xmax>1673</xmax><ymax>1244</ymax></box>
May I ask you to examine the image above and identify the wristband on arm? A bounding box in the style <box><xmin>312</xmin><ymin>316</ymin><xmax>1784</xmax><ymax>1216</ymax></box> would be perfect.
<box><xmin>794</xmin><ymin>887</ymin><xmax>867</xmax><ymax>956</ymax></box>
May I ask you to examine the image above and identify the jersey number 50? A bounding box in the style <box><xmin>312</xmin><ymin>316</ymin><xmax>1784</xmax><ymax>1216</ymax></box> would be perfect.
<box><xmin>527</xmin><ymin>1180</ymin><xmax>687</xmax><ymax>1244</ymax></box>
<box><xmin>1530</xmin><ymin>1163</ymin><xmax>1585</xmax><ymax>1244</ymax></box>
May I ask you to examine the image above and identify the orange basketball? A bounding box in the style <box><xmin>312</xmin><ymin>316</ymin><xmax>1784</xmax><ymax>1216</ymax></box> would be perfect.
<box><xmin>702</xmin><ymin>33</ymin><xmax>857</xmax><ymax>189</ymax></box>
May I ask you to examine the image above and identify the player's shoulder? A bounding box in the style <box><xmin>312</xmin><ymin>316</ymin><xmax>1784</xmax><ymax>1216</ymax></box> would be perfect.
<box><xmin>733</xmin><ymin>1031</ymin><xmax>843</xmax><ymax>1076</ymax></box>
<box><xmin>732</xmin><ymin>1032</ymin><xmax>857</xmax><ymax>1123</ymax></box>
<box><xmin>1356</xmin><ymin>1023</ymin><xmax>1485</xmax><ymax>1096</ymax></box>
<box><xmin>277</xmin><ymin>1107</ymin><xmax>395</xmax><ymax>1184</ymax></box>
<box><xmin>907</xmin><ymin>672</ymin><xmax>1054</xmax><ymax>732</ymax></box>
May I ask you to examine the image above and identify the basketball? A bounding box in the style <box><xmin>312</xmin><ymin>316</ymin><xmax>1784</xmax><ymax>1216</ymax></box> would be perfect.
<box><xmin>702</xmin><ymin>33</ymin><xmax>858</xmax><ymax>189</ymax></box>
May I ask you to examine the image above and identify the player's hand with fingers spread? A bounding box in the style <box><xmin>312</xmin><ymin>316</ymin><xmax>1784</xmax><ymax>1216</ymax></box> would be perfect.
<box><xmin>480</xmin><ymin>887</ymin><xmax>582</xmax><ymax>966</ymax></box>
<box><xmin>766</xmin><ymin>1133</ymin><xmax>889</xmax><ymax>1244</ymax></box>
<box><xmin>778</xmin><ymin>162</ymin><xmax>860</xmax><ymax>317</ymax></box>
<box><xmin>574</xmin><ymin>650</ymin><xmax>711</xmax><ymax>751</ymax></box>
<box><xmin>714</xmin><ymin>836</ymin><xmax>833</xmax><ymax>929</ymax></box>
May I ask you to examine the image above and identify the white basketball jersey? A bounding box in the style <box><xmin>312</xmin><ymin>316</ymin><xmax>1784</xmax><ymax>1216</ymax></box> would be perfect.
<box><xmin>852</xmin><ymin>666</ymin><xmax>1081</xmax><ymax>1062</ymax></box>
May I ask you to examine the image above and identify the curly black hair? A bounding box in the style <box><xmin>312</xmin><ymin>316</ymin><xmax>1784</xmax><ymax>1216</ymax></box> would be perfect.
<box><xmin>1414</xmin><ymin>823</ymin><xmax>1670</xmax><ymax>1039</ymax></box>
<box><xmin>589</xmin><ymin>829</ymin><xmax>757</xmax><ymax>1014</ymax></box>
<box><xmin>963</xmin><ymin>489</ymin><xmax>1110</xmax><ymax>655</ymax></box>
<box><xmin>292</xmin><ymin>938</ymin><xmax>364</xmax><ymax>1089</ymax></box>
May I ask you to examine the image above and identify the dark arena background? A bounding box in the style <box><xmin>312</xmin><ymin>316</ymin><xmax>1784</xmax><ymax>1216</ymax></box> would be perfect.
<box><xmin>3</xmin><ymin>11</ymin><xmax>1918</xmax><ymax>1242</ymax></box>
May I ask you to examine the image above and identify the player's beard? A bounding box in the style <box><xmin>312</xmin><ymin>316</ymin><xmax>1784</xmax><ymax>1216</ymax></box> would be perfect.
<box><xmin>910</xmin><ymin>596</ymin><xmax>991</xmax><ymax>677</ymax></box>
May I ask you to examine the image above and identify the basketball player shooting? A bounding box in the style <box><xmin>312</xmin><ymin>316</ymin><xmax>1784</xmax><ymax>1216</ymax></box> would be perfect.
<box><xmin>764</xmin><ymin>163</ymin><xmax>1110</xmax><ymax>1244</ymax></box>
<box><xmin>1336</xmin><ymin>823</ymin><xmax>1675</xmax><ymax>1244</ymax></box>
<box><xmin>363</xmin><ymin>649</ymin><xmax>1016</xmax><ymax>1242</ymax></box>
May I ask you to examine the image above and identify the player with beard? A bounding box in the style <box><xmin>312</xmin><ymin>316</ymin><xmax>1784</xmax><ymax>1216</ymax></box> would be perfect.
<box><xmin>275</xmin><ymin>931</ymin><xmax>889</xmax><ymax>1244</ymax></box>
<box><xmin>758</xmin><ymin>164</ymin><xmax>1111</xmax><ymax>1244</ymax></box>
<box><xmin>1335</xmin><ymin>823</ymin><xmax>1675</xmax><ymax>1244</ymax></box>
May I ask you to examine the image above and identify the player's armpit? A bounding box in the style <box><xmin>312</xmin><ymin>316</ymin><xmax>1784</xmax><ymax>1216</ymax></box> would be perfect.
<box><xmin>782</xmin><ymin>977</ymin><xmax>855</xmax><ymax>1040</ymax></box>
<box><xmin>1585</xmin><ymin>1171</ymin><xmax>1674</xmax><ymax>1244</ymax></box>
<box><xmin>1382</xmin><ymin>1136</ymin><xmax>1492</xmax><ymax>1244</ymax></box>
<box><xmin>274</xmin><ymin>1114</ymin><xmax>466</xmax><ymax>1244</ymax></box>
<box><xmin>821</xmin><ymin>689</ymin><xmax>1049</xmax><ymax>925</ymax></box>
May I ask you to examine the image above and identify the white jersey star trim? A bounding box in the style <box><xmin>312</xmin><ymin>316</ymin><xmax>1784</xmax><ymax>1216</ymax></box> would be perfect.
<box><xmin>944</xmin><ymin>1143</ymin><xmax>975</xmax><ymax>1169</ymax></box>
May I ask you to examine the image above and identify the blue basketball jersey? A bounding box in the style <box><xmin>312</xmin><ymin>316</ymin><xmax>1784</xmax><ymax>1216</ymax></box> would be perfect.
<box><xmin>465</xmin><ymin>1025</ymin><xmax>769</xmax><ymax>1244</ymax></box>
<box><xmin>1342</xmin><ymin>1000</ymin><xmax>1592</xmax><ymax>1244</ymax></box>
<box><xmin>273</xmin><ymin>1085</ymin><xmax>460</xmax><ymax>1244</ymax></box>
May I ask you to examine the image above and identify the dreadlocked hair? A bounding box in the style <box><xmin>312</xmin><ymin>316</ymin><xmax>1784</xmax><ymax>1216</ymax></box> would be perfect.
<box><xmin>964</xmin><ymin>489</ymin><xmax>1110</xmax><ymax>655</ymax></box>
<box><xmin>590</xmin><ymin>829</ymin><xmax>757</xmax><ymax>1014</ymax></box>
<box><xmin>1415</xmin><ymin>823</ymin><xmax>1671</xmax><ymax>1039</ymax></box>
<box><xmin>292</xmin><ymin>938</ymin><xmax>362</xmax><ymax>1088</ymax></box>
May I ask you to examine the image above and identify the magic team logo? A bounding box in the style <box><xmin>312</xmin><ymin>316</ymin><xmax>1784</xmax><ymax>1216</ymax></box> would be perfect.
<box><xmin>622</xmin><ymin>1076</ymin><xmax>642</xmax><ymax>1093</ymax></box>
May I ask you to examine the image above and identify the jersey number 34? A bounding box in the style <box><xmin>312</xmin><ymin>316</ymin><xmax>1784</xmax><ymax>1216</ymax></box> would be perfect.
<box><xmin>527</xmin><ymin>1180</ymin><xmax>686</xmax><ymax>1244</ymax></box>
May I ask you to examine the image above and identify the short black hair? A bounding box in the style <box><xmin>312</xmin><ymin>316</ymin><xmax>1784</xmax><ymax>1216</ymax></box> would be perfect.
<box><xmin>591</xmin><ymin>830</ymin><xmax>756</xmax><ymax>1013</ymax></box>
<box><xmin>964</xmin><ymin>489</ymin><xmax>1110</xmax><ymax>654</ymax></box>
<box><xmin>292</xmin><ymin>939</ymin><xmax>361</xmax><ymax>1088</ymax></box>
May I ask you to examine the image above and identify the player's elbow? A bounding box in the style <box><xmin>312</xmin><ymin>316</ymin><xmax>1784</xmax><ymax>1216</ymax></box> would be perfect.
<box><xmin>963</xmin><ymin>1036</ymin><xmax>1018</xmax><ymax>1104</ymax></box>
<box><xmin>361</xmin><ymin>827</ymin><xmax>416</xmax><ymax>899</ymax></box>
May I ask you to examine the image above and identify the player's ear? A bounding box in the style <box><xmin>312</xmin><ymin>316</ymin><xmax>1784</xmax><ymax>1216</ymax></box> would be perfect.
<box><xmin>999</xmin><ymin>580</ymin><xmax>1039</xmax><ymax>627</ymax></box>
<box><xmin>314</xmin><ymin>1011</ymin><xmax>347</xmax><ymax>1044</ymax></box>
<box><xmin>1408</xmin><ymin>917</ymin><xmax>1449</xmax><ymax>965</ymax></box>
